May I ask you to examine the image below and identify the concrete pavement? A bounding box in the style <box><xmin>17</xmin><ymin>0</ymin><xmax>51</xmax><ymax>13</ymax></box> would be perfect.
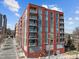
<box><xmin>0</xmin><ymin>38</ymin><xmax>17</xmax><ymax>59</ymax></box>
<box><xmin>2</xmin><ymin>38</ymin><xmax>78</xmax><ymax>59</ymax></box>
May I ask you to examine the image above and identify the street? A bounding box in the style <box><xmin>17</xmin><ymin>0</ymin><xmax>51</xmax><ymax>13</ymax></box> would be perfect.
<box><xmin>0</xmin><ymin>38</ymin><xmax>17</xmax><ymax>59</ymax></box>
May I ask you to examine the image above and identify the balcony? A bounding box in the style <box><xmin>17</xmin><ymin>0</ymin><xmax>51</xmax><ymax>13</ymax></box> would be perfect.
<box><xmin>29</xmin><ymin>29</ymin><xmax>37</xmax><ymax>32</ymax></box>
<box><xmin>60</xmin><ymin>16</ymin><xmax>64</xmax><ymax>19</ymax></box>
<box><xmin>30</xmin><ymin>9</ymin><xmax>37</xmax><ymax>14</ymax></box>
<box><xmin>60</xmin><ymin>36</ymin><xmax>64</xmax><ymax>39</ymax></box>
<box><xmin>60</xmin><ymin>21</ymin><xmax>64</xmax><ymax>24</ymax></box>
<box><xmin>29</xmin><ymin>39</ymin><xmax>36</xmax><ymax>46</ymax></box>
<box><xmin>29</xmin><ymin>23</ymin><xmax>37</xmax><ymax>26</ymax></box>
<box><xmin>60</xmin><ymin>26</ymin><xmax>64</xmax><ymax>29</ymax></box>
<box><xmin>29</xmin><ymin>35</ymin><xmax>37</xmax><ymax>38</ymax></box>
<box><xmin>60</xmin><ymin>31</ymin><xmax>64</xmax><ymax>33</ymax></box>
<box><xmin>29</xmin><ymin>43</ymin><xmax>36</xmax><ymax>46</ymax></box>
<box><xmin>29</xmin><ymin>38</ymin><xmax>37</xmax><ymax>40</ymax></box>
<box><xmin>30</xmin><ymin>16</ymin><xmax>37</xmax><ymax>20</ymax></box>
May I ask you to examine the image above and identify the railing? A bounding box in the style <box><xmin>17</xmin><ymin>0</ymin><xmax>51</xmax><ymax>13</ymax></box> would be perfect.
<box><xmin>29</xmin><ymin>43</ymin><xmax>36</xmax><ymax>46</ymax></box>
<box><xmin>30</xmin><ymin>16</ymin><xmax>37</xmax><ymax>20</ymax></box>
<box><xmin>29</xmin><ymin>23</ymin><xmax>37</xmax><ymax>26</ymax></box>
<box><xmin>30</xmin><ymin>9</ymin><xmax>37</xmax><ymax>13</ymax></box>
<box><xmin>29</xmin><ymin>38</ymin><xmax>37</xmax><ymax>39</ymax></box>
<box><xmin>60</xmin><ymin>16</ymin><xmax>64</xmax><ymax>19</ymax></box>
<box><xmin>29</xmin><ymin>36</ymin><xmax>36</xmax><ymax>38</ymax></box>
<box><xmin>60</xmin><ymin>26</ymin><xmax>64</xmax><ymax>28</ymax></box>
<box><xmin>60</xmin><ymin>21</ymin><xmax>64</xmax><ymax>24</ymax></box>
<box><xmin>60</xmin><ymin>31</ymin><xmax>64</xmax><ymax>33</ymax></box>
<box><xmin>29</xmin><ymin>30</ymin><xmax>37</xmax><ymax>32</ymax></box>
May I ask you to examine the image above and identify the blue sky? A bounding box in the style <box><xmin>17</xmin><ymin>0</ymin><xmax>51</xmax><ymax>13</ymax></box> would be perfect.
<box><xmin>0</xmin><ymin>0</ymin><xmax>79</xmax><ymax>34</ymax></box>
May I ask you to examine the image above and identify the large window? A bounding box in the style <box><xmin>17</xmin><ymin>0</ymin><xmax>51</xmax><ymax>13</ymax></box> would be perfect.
<box><xmin>38</xmin><ymin>8</ymin><xmax>42</xmax><ymax>30</ymax></box>
<box><xmin>45</xmin><ymin>11</ymin><xmax>48</xmax><ymax>44</ymax></box>
<box><xmin>56</xmin><ymin>12</ymin><xmax>59</xmax><ymax>42</ymax></box>
<box><xmin>56</xmin><ymin>12</ymin><xmax>59</xmax><ymax>33</ymax></box>
<box><xmin>38</xmin><ymin>8</ymin><xmax>42</xmax><ymax>45</ymax></box>
<box><xmin>50</xmin><ymin>12</ymin><xmax>54</xmax><ymax>32</ymax></box>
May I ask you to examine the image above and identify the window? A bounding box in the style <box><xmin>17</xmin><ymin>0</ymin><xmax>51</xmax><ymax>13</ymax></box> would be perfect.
<box><xmin>56</xmin><ymin>12</ymin><xmax>59</xmax><ymax>33</ymax></box>
<box><xmin>50</xmin><ymin>12</ymin><xmax>54</xmax><ymax>32</ymax></box>
<box><xmin>38</xmin><ymin>8</ymin><xmax>42</xmax><ymax>32</ymax></box>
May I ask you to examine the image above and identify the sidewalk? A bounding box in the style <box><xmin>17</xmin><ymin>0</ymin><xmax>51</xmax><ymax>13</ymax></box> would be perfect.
<box><xmin>0</xmin><ymin>38</ymin><xmax>6</xmax><ymax>50</ymax></box>
<box><xmin>14</xmin><ymin>38</ymin><xmax>79</xmax><ymax>59</ymax></box>
<box><xmin>13</xmin><ymin>38</ymin><xmax>26</xmax><ymax>59</ymax></box>
<box><xmin>0</xmin><ymin>38</ymin><xmax>17</xmax><ymax>59</ymax></box>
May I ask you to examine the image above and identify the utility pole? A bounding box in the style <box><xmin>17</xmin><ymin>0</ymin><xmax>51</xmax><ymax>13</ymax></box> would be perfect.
<box><xmin>48</xmin><ymin>39</ymin><xmax>50</xmax><ymax>59</ymax></box>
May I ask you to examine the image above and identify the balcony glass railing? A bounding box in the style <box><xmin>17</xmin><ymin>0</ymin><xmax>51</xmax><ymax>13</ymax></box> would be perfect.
<box><xmin>29</xmin><ymin>35</ymin><xmax>37</xmax><ymax>38</ymax></box>
<box><xmin>30</xmin><ymin>10</ymin><xmax>37</xmax><ymax>13</ymax></box>
<box><xmin>60</xmin><ymin>31</ymin><xmax>64</xmax><ymax>33</ymax></box>
<box><xmin>60</xmin><ymin>26</ymin><xmax>64</xmax><ymax>28</ymax></box>
<box><xmin>30</xmin><ymin>16</ymin><xmax>37</xmax><ymax>20</ymax></box>
<box><xmin>29</xmin><ymin>43</ymin><xmax>36</xmax><ymax>46</ymax></box>
<box><xmin>60</xmin><ymin>16</ymin><xmax>64</xmax><ymax>19</ymax></box>
<box><xmin>29</xmin><ymin>23</ymin><xmax>37</xmax><ymax>26</ymax></box>
<box><xmin>29</xmin><ymin>38</ymin><xmax>37</xmax><ymax>39</ymax></box>
<box><xmin>29</xmin><ymin>29</ymin><xmax>37</xmax><ymax>32</ymax></box>
<box><xmin>60</xmin><ymin>21</ymin><xmax>64</xmax><ymax>24</ymax></box>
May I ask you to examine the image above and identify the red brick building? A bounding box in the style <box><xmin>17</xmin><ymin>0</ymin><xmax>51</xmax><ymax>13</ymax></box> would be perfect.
<box><xmin>16</xmin><ymin>3</ymin><xmax>64</xmax><ymax>58</ymax></box>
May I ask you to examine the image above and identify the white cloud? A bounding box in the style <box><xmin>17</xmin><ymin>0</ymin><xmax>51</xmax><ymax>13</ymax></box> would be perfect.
<box><xmin>68</xmin><ymin>17</ymin><xmax>72</xmax><ymax>20</ymax></box>
<box><xmin>65</xmin><ymin>17</ymin><xmax>74</xmax><ymax>25</ymax></box>
<box><xmin>42</xmin><ymin>5</ymin><xmax>48</xmax><ymax>8</ymax></box>
<box><xmin>75</xmin><ymin>17</ymin><xmax>79</xmax><ymax>20</ymax></box>
<box><xmin>50</xmin><ymin>6</ymin><xmax>62</xmax><ymax>12</ymax></box>
<box><xmin>69</xmin><ymin>21</ymin><xmax>74</xmax><ymax>25</ymax></box>
<box><xmin>65</xmin><ymin>7</ymin><xmax>79</xmax><ymax>34</ymax></box>
<box><xmin>15</xmin><ymin>13</ymin><xmax>20</xmax><ymax>17</ymax></box>
<box><xmin>65</xmin><ymin>16</ymin><xmax>79</xmax><ymax>34</ymax></box>
<box><xmin>75</xmin><ymin>7</ymin><xmax>79</xmax><ymax>14</ymax></box>
<box><xmin>75</xmin><ymin>10</ymin><xmax>79</xmax><ymax>14</ymax></box>
<box><xmin>4</xmin><ymin>0</ymin><xmax>20</xmax><ymax>12</ymax></box>
<box><xmin>42</xmin><ymin>4</ymin><xmax>62</xmax><ymax>12</ymax></box>
<box><xmin>3</xmin><ymin>0</ymin><xmax>20</xmax><ymax>17</ymax></box>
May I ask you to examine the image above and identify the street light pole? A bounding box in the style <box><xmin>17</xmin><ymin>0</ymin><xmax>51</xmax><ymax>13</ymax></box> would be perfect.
<box><xmin>48</xmin><ymin>33</ymin><xmax>51</xmax><ymax>59</ymax></box>
<box><xmin>48</xmin><ymin>40</ymin><xmax>50</xmax><ymax>59</ymax></box>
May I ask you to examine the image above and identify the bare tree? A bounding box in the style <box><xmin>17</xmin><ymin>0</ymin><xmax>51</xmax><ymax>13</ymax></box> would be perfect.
<box><xmin>73</xmin><ymin>27</ymin><xmax>79</xmax><ymax>36</ymax></box>
<box><xmin>73</xmin><ymin>27</ymin><xmax>79</xmax><ymax>50</ymax></box>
